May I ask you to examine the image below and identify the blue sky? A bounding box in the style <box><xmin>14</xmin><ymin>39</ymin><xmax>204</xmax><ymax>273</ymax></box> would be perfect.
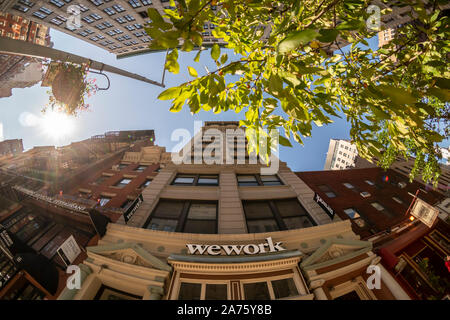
<box><xmin>1</xmin><ymin>29</ymin><xmax>430</xmax><ymax>172</ymax></box>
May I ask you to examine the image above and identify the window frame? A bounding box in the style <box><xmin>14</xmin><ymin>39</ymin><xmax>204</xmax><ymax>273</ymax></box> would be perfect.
<box><xmin>242</xmin><ymin>199</ymin><xmax>316</xmax><ymax>233</ymax></box>
<box><xmin>171</xmin><ymin>174</ymin><xmax>219</xmax><ymax>186</ymax></box>
<box><xmin>144</xmin><ymin>199</ymin><xmax>218</xmax><ymax>234</ymax></box>
<box><xmin>237</xmin><ymin>174</ymin><xmax>283</xmax><ymax>186</ymax></box>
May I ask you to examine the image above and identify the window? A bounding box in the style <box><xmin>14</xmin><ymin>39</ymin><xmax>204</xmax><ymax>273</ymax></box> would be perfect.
<box><xmin>243</xmin><ymin>282</ymin><xmax>270</xmax><ymax>300</ymax></box>
<box><xmin>103</xmin><ymin>21</ymin><xmax>113</xmax><ymax>28</ymax></box>
<box><xmin>94</xmin><ymin>175</ymin><xmax>109</xmax><ymax>185</ymax></box>
<box><xmin>141</xmin><ymin>0</ymin><xmax>151</xmax><ymax>4</ymax></box>
<box><xmin>178</xmin><ymin>283</ymin><xmax>201</xmax><ymax>300</ymax></box>
<box><xmin>49</xmin><ymin>0</ymin><xmax>65</xmax><ymax>7</ymax></box>
<box><xmin>343</xmin><ymin>182</ymin><xmax>354</xmax><ymax>189</ymax></box>
<box><xmin>125</xmin><ymin>24</ymin><xmax>135</xmax><ymax>31</ymax></box>
<box><xmin>271</xmin><ymin>278</ymin><xmax>299</xmax><ymax>299</ymax></box>
<box><xmin>90</xmin><ymin>13</ymin><xmax>102</xmax><ymax>20</ymax></box>
<box><xmin>114</xmin><ymin>178</ymin><xmax>132</xmax><ymax>188</ymax></box>
<box><xmin>172</xmin><ymin>174</ymin><xmax>219</xmax><ymax>186</ymax></box>
<box><xmin>317</xmin><ymin>185</ymin><xmax>336</xmax><ymax>198</ymax></box>
<box><xmin>39</xmin><ymin>6</ymin><xmax>52</xmax><ymax>14</ymax></box>
<box><xmin>117</xmin><ymin>163</ymin><xmax>128</xmax><ymax>170</ymax></box>
<box><xmin>183</xmin><ymin>203</ymin><xmax>217</xmax><ymax>234</ymax></box>
<box><xmin>365</xmin><ymin>180</ymin><xmax>375</xmax><ymax>186</ymax></box>
<box><xmin>95</xmin><ymin>23</ymin><xmax>105</xmax><ymax>29</ymax></box>
<box><xmin>90</xmin><ymin>0</ymin><xmax>104</xmax><ymax>5</ymax></box>
<box><xmin>392</xmin><ymin>196</ymin><xmax>403</xmax><ymax>204</ymax></box>
<box><xmin>112</xmin><ymin>4</ymin><xmax>125</xmax><ymax>12</ymax></box>
<box><xmin>116</xmin><ymin>17</ymin><xmax>126</xmax><ymax>23</ymax></box>
<box><xmin>197</xmin><ymin>175</ymin><xmax>219</xmax><ymax>186</ymax></box>
<box><xmin>128</xmin><ymin>0</ymin><xmax>141</xmax><ymax>8</ymax></box>
<box><xmin>18</xmin><ymin>0</ymin><xmax>34</xmax><ymax>7</ymax></box>
<box><xmin>33</xmin><ymin>11</ymin><xmax>47</xmax><ymax>18</ymax></box>
<box><xmin>145</xmin><ymin>200</ymin><xmax>218</xmax><ymax>234</ymax></box>
<box><xmin>50</xmin><ymin>18</ymin><xmax>63</xmax><ymax>25</ymax></box>
<box><xmin>98</xmin><ymin>197</ymin><xmax>111</xmax><ymax>207</ymax></box>
<box><xmin>343</xmin><ymin>208</ymin><xmax>360</xmax><ymax>219</ymax></box>
<box><xmin>103</xmin><ymin>7</ymin><xmax>116</xmax><ymax>15</ymax></box>
<box><xmin>134</xmin><ymin>165</ymin><xmax>148</xmax><ymax>172</ymax></box>
<box><xmin>13</xmin><ymin>4</ymin><xmax>30</xmax><ymax>12</ymax></box>
<box><xmin>371</xmin><ymin>202</ymin><xmax>385</xmax><ymax>211</ymax></box>
<box><xmin>139</xmin><ymin>179</ymin><xmax>152</xmax><ymax>188</ymax></box>
<box><xmin>205</xmin><ymin>284</ymin><xmax>227</xmax><ymax>300</ymax></box>
<box><xmin>243</xmin><ymin>199</ymin><xmax>315</xmax><ymax>233</ymax></box>
<box><xmin>124</xmin><ymin>14</ymin><xmax>135</xmax><ymax>21</ymax></box>
<box><xmin>134</xmin><ymin>23</ymin><xmax>142</xmax><ymax>29</ymax></box>
<box><xmin>237</xmin><ymin>174</ymin><xmax>282</xmax><ymax>186</ymax></box>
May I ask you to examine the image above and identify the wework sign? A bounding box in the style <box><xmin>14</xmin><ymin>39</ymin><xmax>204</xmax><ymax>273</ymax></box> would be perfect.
<box><xmin>186</xmin><ymin>237</ymin><xmax>286</xmax><ymax>256</ymax></box>
<box><xmin>123</xmin><ymin>194</ymin><xmax>143</xmax><ymax>223</ymax></box>
<box><xmin>314</xmin><ymin>193</ymin><xmax>335</xmax><ymax>219</ymax></box>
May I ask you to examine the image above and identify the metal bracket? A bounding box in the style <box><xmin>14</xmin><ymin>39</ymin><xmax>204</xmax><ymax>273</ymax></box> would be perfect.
<box><xmin>88</xmin><ymin>69</ymin><xmax>111</xmax><ymax>91</ymax></box>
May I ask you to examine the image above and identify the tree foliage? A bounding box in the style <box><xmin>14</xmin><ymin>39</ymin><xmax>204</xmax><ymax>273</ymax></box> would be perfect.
<box><xmin>146</xmin><ymin>0</ymin><xmax>450</xmax><ymax>185</ymax></box>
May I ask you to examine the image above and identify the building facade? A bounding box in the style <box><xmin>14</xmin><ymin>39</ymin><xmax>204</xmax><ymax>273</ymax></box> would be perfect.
<box><xmin>57</xmin><ymin>122</ymin><xmax>409</xmax><ymax>300</ymax></box>
<box><xmin>323</xmin><ymin>139</ymin><xmax>358</xmax><ymax>170</ymax></box>
<box><xmin>296</xmin><ymin>168</ymin><xmax>445</xmax><ymax>239</ymax></box>
<box><xmin>0</xmin><ymin>139</ymin><xmax>23</xmax><ymax>157</ymax></box>
<box><xmin>0</xmin><ymin>129</ymin><xmax>158</xmax><ymax>300</ymax></box>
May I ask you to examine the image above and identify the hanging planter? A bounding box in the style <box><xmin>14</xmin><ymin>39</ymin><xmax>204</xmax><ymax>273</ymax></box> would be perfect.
<box><xmin>42</xmin><ymin>61</ymin><xmax>98</xmax><ymax>116</ymax></box>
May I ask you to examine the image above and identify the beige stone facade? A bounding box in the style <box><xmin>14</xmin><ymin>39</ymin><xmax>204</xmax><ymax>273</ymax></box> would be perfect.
<box><xmin>58</xmin><ymin>122</ymin><xmax>408</xmax><ymax>300</ymax></box>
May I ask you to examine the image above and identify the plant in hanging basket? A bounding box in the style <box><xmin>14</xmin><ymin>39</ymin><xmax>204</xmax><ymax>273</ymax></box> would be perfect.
<box><xmin>43</xmin><ymin>62</ymin><xmax>98</xmax><ymax>116</ymax></box>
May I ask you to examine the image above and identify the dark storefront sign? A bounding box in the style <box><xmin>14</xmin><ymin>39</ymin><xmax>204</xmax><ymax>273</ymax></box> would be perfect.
<box><xmin>314</xmin><ymin>193</ymin><xmax>335</xmax><ymax>219</ymax></box>
<box><xmin>123</xmin><ymin>194</ymin><xmax>144</xmax><ymax>223</ymax></box>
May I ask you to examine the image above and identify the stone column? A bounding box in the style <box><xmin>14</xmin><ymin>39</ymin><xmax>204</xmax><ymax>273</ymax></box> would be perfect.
<box><xmin>309</xmin><ymin>279</ymin><xmax>328</xmax><ymax>300</ymax></box>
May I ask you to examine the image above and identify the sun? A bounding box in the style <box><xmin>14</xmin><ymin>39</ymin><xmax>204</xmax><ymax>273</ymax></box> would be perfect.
<box><xmin>40</xmin><ymin>111</ymin><xmax>75</xmax><ymax>139</ymax></box>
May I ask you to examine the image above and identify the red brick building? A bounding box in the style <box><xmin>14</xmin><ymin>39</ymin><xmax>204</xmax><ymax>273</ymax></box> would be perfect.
<box><xmin>296</xmin><ymin>168</ymin><xmax>445</xmax><ymax>238</ymax></box>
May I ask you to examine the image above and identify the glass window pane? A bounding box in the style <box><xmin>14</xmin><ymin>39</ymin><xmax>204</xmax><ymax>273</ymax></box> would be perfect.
<box><xmin>153</xmin><ymin>201</ymin><xmax>184</xmax><ymax>219</ymax></box>
<box><xmin>147</xmin><ymin>218</ymin><xmax>177</xmax><ymax>232</ymax></box>
<box><xmin>188</xmin><ymin>203</ymin><xmax>216</xmax><ymax>219</ymax></box>
<box><xmin>260</xmin><ymin>175</ymin><xmax>282</xmax><ymax>185</ymax></box>
<box><xmin>271</xmin><ymin>278</ymin><xmax>299</xmax><ymax>299</ymax></box>
<box><xmin>247</xmin><ymin>219</ymin><xmax>279</xmax><ymax>233</ymax></box>
<box><xmin>243</xmin><ymin>201</ymin><xmax>274</xmax><ymax>219</ymax></box>
<box><xmin>205</xmin><ymin>284</ymin><xmax>227</xmax><ymax>300</ymax></box>
<box><xmin>173</xmin><ymin>175</ymin><xmax>195</xmax><ymax>185</ymax></box>
<box><xmin>343</xmin><ymin>183</ymin><xmax>354</xmax><ymax>189</ymax></box>
<box><xmin>197</xmin><ymin>175</ymin><xmax>218</xmax><ymax>185</ymax></box>
<box><xmin>183</xmin><ymin>220</ymin><xmax>216</xmax><ymax>234</ymax></box>
<box><xmin>237</xmin><ymin>175</ymin><xmax>258</xmax><ymax>186</ymax></box>
<box><xmin>325</xmin><ymin>192</ymin><xmax>336</xmax><ymax>198</ymax></box>
<box><xmin>283</xmin><ymin>216</ymin><xmax>314</xmax><ymax>230</ymax></box>
<box><xmin>274</xmin><ymin>199</ymin><xmax>307</xmax><ymax>217</ymax></box>
<box><xmin>243</xmin><ymin>282</ymin><xmax>270</xmax><ymax>300</ymax></box>
<box><xmin>178</xmin><ymin>283</ymin><xmax>201</xmax><ymax>300</ymax></box>
<box><xmin>343</xmin><ymin>208</ymin><xmax>360</xmax><ymax>219</ymax></box>
<box><xmin>371</xmin><ymin>202</ymin><xmax>384</xmax><ymax>211</ymax></box>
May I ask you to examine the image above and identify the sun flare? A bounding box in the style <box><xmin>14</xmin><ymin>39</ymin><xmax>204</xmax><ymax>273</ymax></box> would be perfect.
<box><xmin>40</xmin><ymin>111</ymin><xmax>75</xmax><ymax>139</ymax></box>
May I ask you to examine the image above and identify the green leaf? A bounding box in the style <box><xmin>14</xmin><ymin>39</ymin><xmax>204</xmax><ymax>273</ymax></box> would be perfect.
<box><xmin>211</xmin><ymin>44</ymin><xmax>220</xmax><ymax>61</ymax></box>
<box><xmin>279</xmin><ymin>135</ymin><xmax>292</xmax><ymax>147</ymax></box>
<box><xmin>317</xmin><ymin>29</ymin><xmax>339</xmax><ymax>43</ymax></box>
<box><xmin>278</xmin><ymin>29</ymin><xmax>319</xmax><ymax>53</ymax></box>
<box><xmin>194</xmin><ymin>50</ymin><xmax>202</xmax><ymax>62</ymax></box>
<box><xmin>220</xmin><ymin>53</ymin><xmax>228</xmax><ymax>65</ymax></box>
<box><xmin>378</xmin><ymin>85</ymin><xmax>416</xmax><ymax>105</ymax></box>
<box><xmin>188</xmin><ymin>66</ymin><xmax>198</xmax><ymax>77</ymax></box>
<box><xmin>148</xmin><ymin>8</ymin><xmax>165</xmax><ymax>26</ymax></box>
<box><xmin>158</xmin><ymin>87</ymin><xmax>181</xmax><ymax>100</ymax></box>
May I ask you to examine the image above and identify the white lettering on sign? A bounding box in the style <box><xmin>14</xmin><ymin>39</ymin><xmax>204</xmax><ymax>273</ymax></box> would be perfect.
<box><xmin>314</xmin><ymin>193</ymin><xmax>334</xmax><ymax>218</ymax></box>
<box><xmin>13</xmin><ymin>186</ymin><xmax>88</xmax><ymax>213</ymax></box>
<box><xmin>186</xmin><ymin>237</ymin><xmax>286</xmax><ymax>255</ymax></box>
